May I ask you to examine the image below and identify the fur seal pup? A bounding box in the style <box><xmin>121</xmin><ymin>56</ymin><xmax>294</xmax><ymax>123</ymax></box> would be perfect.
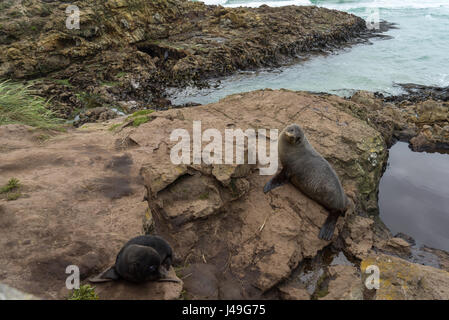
<box><xmin>264</xmin><ymin>124</ymin><xmax>350</xmax><ymax>241</ymax></box>
<box><xmin>118</xmin><ymin>235</ymin><xmax>174</xmax><ymax>271</ymax></box>
<box><xmin>89</xmin><ymin>235</ymin><xmax>180</xmax><ymax>283</ymax></box>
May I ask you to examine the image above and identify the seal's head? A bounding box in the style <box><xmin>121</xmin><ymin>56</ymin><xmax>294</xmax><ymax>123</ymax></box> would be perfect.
<box><xmin>121</xmin><ymin>244</ymin><xmax>161</xmax><ymax>282</ymax></box>
<box><xmin>282</xmin><ymin>124</ymin><xmax>304</xmax><ymax>145</ymax></box>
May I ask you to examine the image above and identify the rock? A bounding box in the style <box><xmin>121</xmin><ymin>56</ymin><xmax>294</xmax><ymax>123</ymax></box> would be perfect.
<box><xmin>319</xmin><ymin>265</ymin><xmax>363</xmax><ymax>300</ymax></box>
<box><xmin>0</xmin><ymin>0</ymin><xmax>370</xmax><ymax>119</ymax></box>
<box><xmin>377</xmin><ymin>237</ymin><xmax>412</xmax><ymax>259</ymax></box>
<box><xmin>135</xmin><ymin>90</ymin><xmax>386</xmax><ymax>296</ymax></box>
<box><xmin>361</xmin><ymin>254</ymin><xmax>449</xmax><ymax>300</ymax></box>
<box><xmin>422</xmin><ymin>247</ymin><xmax>449</xmax><ymax>273</ymax></box>
<box><xmin>13</xmin><ymin>89</ymin><xmax>449</xmax><ymax>299</ymax></box>
<box><xmin>93</xmin><ymin>267</ymin><xmax>183</xmax><ymax>300</ymax></box>
<box><xmin>0</xmin><ymin>121</ymin><xmax>149</xmax><ymax>299</ymax></box>
<box><xmin>178</xmin><ymin>264</ymin><xmax>219</xmax><ymax>300</ymax></box>
<box><xmin>394</xmin><ymin>232</ymin><xmax>416</xmax><ymax>246</ymax></box>
<box><xmin>277</xmin><ymin>283</ymin><xmax>310</xmax><ymax>300</ymax></box>
<box><xmin>342</xmin><ymin>214</ymin><xmax>374</xmax><ymax>260</ymax></box>
<box><xmin>74</xmin><ymin>107</ymin><xmax>119</xmax><ymax>127</ymax></box>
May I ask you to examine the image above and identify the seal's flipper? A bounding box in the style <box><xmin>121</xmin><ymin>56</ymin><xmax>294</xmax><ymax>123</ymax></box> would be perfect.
<box><xmin>263</xmin><ymin>168</ymin><xmax>289</xmax><ymax>193</ymax></box>
<box><xmin>318</xmin><ymin>213</ymin><xmax>339</xmax><ymax>241</ymax></box>
<box><xmin>88</xmin><ymin>266</ymin><xmax>120</xmax><ymax>283</ymax></box>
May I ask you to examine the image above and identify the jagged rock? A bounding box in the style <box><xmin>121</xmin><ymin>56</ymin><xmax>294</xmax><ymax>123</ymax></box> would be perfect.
<box><xmin>134</xmin><ymin>89</ymin><xmax>386</xmax><ymax>296</ymax></box>
<box><xmin>319</xmin><ymin>265</ymin><xmax>363</xmax><ymax>300</ymax></box>
<box><xmin>394</xmin><ymin>232</ymin><xmax>416</xmax><ymax>246</ymax></box>
<box><xmin>422</xmin><ymin>247</ymin><xmax>449</xmax><ymax>273</ymax></box>
<box><xmin>342</xmin><ymin>214</ymin><xmax>374</xmax><ymax>260</ymax></box>
<box><xmin>377</xmin><ymin>237</ymin><xmax>412</xmax><ymax>259</ymax></box>
<box><xmin>337</xmin><ymin>90</ymin><xmax>449</xmax><ymax>152</ymax></box>
<box><xmin>74</xmin><ymin>107</ymin><xmax>118</xmax><ymax>127</ymax></box>
<box><xmin>0</xmin><ymin>0</ymin><xmax>369</xmax><ymax>119</ymax></box>
<box><xmin>361</xmin><ymin>254</ymin><xmax>449</xmax><ymax>300</ymax></box>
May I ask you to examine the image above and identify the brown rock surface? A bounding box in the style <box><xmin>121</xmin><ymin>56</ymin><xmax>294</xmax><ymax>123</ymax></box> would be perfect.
<box><xmin>3</xmin><ymin>89</ymin><xmax>449</xmax><ymax>299</ymax></box>
<box><xmin>133</xmin><ymin>89</ymin><xmax>386</xmax><ymax>297</ymax></box>
<box><xmin>319</xmin><ymin>265</ymin><xmax>363</xmax><ymax>300</ymax></box>
<box><xmin>0</xmin><ymin>122</ymin><xmax>154</xmax><ymax>299</ymax></box>
<box><xmin>0</xmin><ymin>90</ymin><xmax>388</xmax><ymax>299</ymax></box>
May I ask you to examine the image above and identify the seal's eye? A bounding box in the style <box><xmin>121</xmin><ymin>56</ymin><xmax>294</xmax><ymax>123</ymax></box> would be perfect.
<box><xmin>149</xmin><ymin>266</ymin><xmax>156</xmax><ymax>272</ymax></box>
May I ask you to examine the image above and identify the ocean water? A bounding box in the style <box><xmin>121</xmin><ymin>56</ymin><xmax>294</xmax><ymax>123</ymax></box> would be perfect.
<box><xmin>177</xmin><ymin>0</ymin><xmax>449</xmax><ymax>105</ymax></box>
<box><xmin>379</xmin><ymin>142</ymin><xmax>449</xmax><ymax>251</ymax></box>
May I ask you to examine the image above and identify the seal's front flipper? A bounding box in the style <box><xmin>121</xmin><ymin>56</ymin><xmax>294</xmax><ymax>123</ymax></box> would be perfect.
<box><xmin>263</xmin><ymin>168</ymin><xmax>289</xmax><ymax>193</ymax></box>
<box><xmin>89</xmin><ymin>266</ymin><xmax>119</xmax><ymax>283</ymax></box>
<box><xmin>318</xmin><ymin>213</ymin><xmax>339</xmax><ymax>241</ymax></box>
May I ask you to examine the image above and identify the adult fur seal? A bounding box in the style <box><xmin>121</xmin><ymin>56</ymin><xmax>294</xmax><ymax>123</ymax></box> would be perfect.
<box><xmin>89</xmin><ymin>235</ymin><xmax>179</xmax><ymax>283</ymax></box>
<box><xmin>264</xmin><ymin>124</ymin><xmax>350</xmax><ymax>241</ymax></box>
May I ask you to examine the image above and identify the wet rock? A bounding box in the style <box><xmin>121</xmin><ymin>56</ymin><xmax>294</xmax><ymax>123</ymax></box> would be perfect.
<box><xmin>74</xmin><ymin>107</ymin><xmax>118</xmax><ymax>127</ymax></box>
<box><xmin>337</xmin><ymin>90</ymin><xmax>449</xmax><ymax>152</ymax></box>
<box><xmin>383</xmin><ymin>83</ymin><xmax>449</xmax><ymax>104</ymax></box>
<box><xmin>377</xmin><ymin>237</ymin><xmax>412</xmax><ymax>259</ymax></box>
<box><xmin>422</xmin><ymin>247</ymin><xmax>449</xmax><ymax>273</ymax></box>
<box><xmin>394</xmin><ymin>232</ymin><xmax>416</xmax><ymax>246</ymax></box>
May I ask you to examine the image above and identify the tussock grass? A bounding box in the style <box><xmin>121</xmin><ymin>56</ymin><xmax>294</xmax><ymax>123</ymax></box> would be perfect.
<box><xmin>0</xmin><ymin>178</ymin><xmax>21</xmax><ymax>201</ymax></box>
<box><xmin>0</xmin><ymin>80</ymin><xmax>61</xmax><ymax>128</ymax></box>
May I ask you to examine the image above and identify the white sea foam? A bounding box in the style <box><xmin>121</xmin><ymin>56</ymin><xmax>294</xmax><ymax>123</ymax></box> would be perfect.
<box><xmin>196</xmin><ymin>0</ymin><xmax>449</xmax><ymax>10</ymax></box>
<box><xmin>195</xmin><ymin>0</ymin><xmax>312</xmax><ymax>8</ymax></box>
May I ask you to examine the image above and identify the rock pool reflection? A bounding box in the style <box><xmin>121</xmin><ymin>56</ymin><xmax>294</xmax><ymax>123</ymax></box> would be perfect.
<box><xmin>379</xmin><ymin>142</ymin><xmax>449</xmax><ymax>251</ymax></box>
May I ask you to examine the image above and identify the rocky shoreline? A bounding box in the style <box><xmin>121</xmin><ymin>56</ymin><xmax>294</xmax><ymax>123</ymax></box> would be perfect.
<box><xmin>1</xmin><ymin>88</ymin><xmax>449</xmax><ymax>300</ymax></box>
<box><xmin>1</xmin><ymin>0</ymin><xmax>390</xmax><ymax>124</ymax></box>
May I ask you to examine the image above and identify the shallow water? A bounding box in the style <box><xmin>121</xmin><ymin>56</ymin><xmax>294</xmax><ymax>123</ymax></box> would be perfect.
<box><xmin>179</xmin><ymin>0</ymin><xmax>449</xmax><ymax>105</ymax></box>
<box><xmin>379</xmin><ymin>142</ymin><xmax>449</xmax><ymax>251</ymax></box>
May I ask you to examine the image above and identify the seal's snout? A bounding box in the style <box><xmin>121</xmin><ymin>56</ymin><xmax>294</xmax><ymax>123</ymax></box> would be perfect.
<box><xmin>283</xmin><ymin>130</ymin><xmax>295</xmax><ymax>144</ymax></box>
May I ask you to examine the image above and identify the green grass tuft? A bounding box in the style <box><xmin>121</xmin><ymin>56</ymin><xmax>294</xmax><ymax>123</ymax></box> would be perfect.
<box><xmin>0</xmin><ymin>178</ymin><xmax>20</xmax><ymax>194</ymax></box>
<box><xmin>68</xmin><ymin>285</ymin><xmax>99</xmax><ymax>300</ymax></box>
<box><xmin>130</xmin><ymin>109</ymin><xmax>154</xmax><ymax>117</ymax></box>
<box><xmin>0</xmin><ymin>81</ymin><xmax>62</xmax><ymax>128</ymax></box>
<box><xmin>132</xmin><ymin>116</ymin><xmax>150</xmax><ymax>127</ymax></box>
